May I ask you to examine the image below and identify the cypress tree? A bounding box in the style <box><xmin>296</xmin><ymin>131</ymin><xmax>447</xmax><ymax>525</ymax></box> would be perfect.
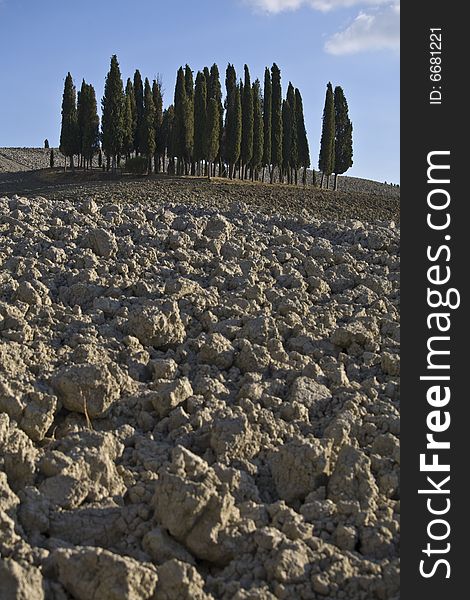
<box><xmin>125</xmin><ymin>78</ymin><xmax>137</xmax><ymax>156</ymax></box>
<box><xmin>224</xmin><ymin>65</ymin><xmax>241</xmax><ymax>179</ymax></box>
<box><xmin>143</xmin><ymin>77</ymin><xmax>156</xmax><ymax>172</ymax></box>
<box><xmin>193</xmin><ymin>71</ymin><xmax>207</xmax><ymax>172</ymax></box>
<box><xmin>184</xmin><ymin>65</ymin><xmax>195</xmax><ymax>173</ymax></box>
<box><xmin>101</xmin><ymin>55</ymin><xmax>125</xmax><ymax>171</ymax></box>
<box><xmin>174</xmin><ymin>67</ymin><xmax>187</xmax><ymax>174</ymax></box>
<box><xmin>318</xmin><ymin>82</ymin><xmax>335</xmax><ymax>189</ymax></box>
<box><xmin>77</xmin><ymin>79</ymin><xmax>87</xmax><ymax>167</ymax></box>
<box><xmin>286</xmin><ymin>83</ymin><xmax>298</xmax><ymax>184</ymax></box>
<box><xmin>271</xmin><ymin>63</ymin><xmax>282</xmax><ymax>183</ymax></box>
<box><xmin>206</xmin><ymin>97</ymin><xmax>220</xmax><ymax>181</ymax></box>
<box><xmin>203</xmin><ymin>66</ymin><xmax>211</xmax><ymax>87</ymax></box>
<box><xmin>295</xmin><ymin>88</ymin><xmax>310</xmax><ymax>185</ymax></box>
<box><xmin>133</xmin><ymin>70</ymin><xmax>144</xmax><ymax>155</ymax></box>
<box><xmin>241</xmin><ymin>65</ymin><xmax>253</xmax><ymax>179</ymax></box>
<box><xmin>81</xmin><ymin>83</ymin><xmax>100</xmax><ymax>168</ymax></box>
<box><xmin>162</xmin><ymin>105</ymin><xmax>176</xmax><ymax>174</ymax></box>
<box><xmin>122</xmin><ymin>91</ymin><xmax>134</xmax><ymax>159</ymax></box>
<box><xmin>251</xmin><ymin>79</ymin><xmax>263</xmax><ymax>181</ymax></box>
<box><xmin>49</xmin><ymin>148</ymin><xmax>54</xmax><ymax>168</ymax></box>
<box><xmin>281</xmin><ymin>100</ymin><xmax>292</xmax><ymax>184</ymax></box>
<box><xmin>44</xmin><ymin>139</ymin><xmax>49</xmax><ymax>149</ymax></box>
<box><xmin>59</xmin><ymin>72</ymin><xmax>79</xmax><ymax>169</ymax></box>
<box><xmin>333</xmin><ymin>86</ymin><xmax>353</xmax><ymax>190</ymax></box>
<box><xmin>209</xmin><ymin>63</ymin><xmax>224</xmax><ymax>176</ymax></box>
<box><xmin>153</xmin><ymin>78</ymin><xmax>164</xmax><ymax>172</ymax></box>
<box><xmin>262</xmin><ymin>67</ymin><xmax>272</xmax><ymax>182</ymax></box>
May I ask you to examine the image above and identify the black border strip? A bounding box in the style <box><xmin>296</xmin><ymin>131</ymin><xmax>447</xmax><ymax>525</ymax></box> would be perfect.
<box><xmin>401</xmin><ymin>3</ymin><xmax>467</xmax><ymax>596</ymax></box>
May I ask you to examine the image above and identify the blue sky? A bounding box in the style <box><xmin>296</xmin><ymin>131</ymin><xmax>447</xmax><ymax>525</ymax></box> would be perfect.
<box><xmin>0</xmin><ymin>0</ymin><xmax>399</xmax><ymax>182</ymax></box>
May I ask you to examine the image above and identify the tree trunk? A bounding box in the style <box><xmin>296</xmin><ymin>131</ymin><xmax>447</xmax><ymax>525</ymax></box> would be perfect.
<box><xmin>334</xmin><ymin>173</ymin><xmax>338</xmax><ymax>191</ymax></box>
<box><xmin>326</xmin><ymin>174</ymin><xmax>330</xmax><ymax>189</ymax></box>
<box><xmin>320</xmin><ymin>172</ymin><xmax>324</xmax><ymax>189</ymax></box>
<box><xmin>270</xmin><ymin>166</ymin><xmax>274</xmax><ymax>184</ymax></box>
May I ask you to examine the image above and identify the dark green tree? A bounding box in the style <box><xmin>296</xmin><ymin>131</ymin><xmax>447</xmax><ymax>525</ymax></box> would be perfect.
<box><xmin>333</xmin><ymin>86</ymin><xmax>353</xmax><ymax>190</ymax></box>
<box><xmin>241</xmin><ymin>65</ymin><xmax>253</xmax><ymax>179</ymax></box>
<box><xmin>162</xmin><ymin>105</ymin><xmax>176</xmax><ymax>174</ymax></box>
<box><xmin>133</xmin><ymin>70</ymin><xmax>144</xmax><ymax>155</ymax></box>
<box><xmin>143</xmin><ymin>77</ymin><xmax>156</xmax><ymax>172</ymax></box>
<box><xmin>271</xmin><ymin>63</ymin><xmax>282</xmax><ymax>183</ymax></box>
<box><xmin>282</xmin><ymin>100</ymin><xmax>292</xmax><ymax>184</ymax></box>
<box><xmin>206</xmin><ymin>97</ymin><xmax>220</xmax><ymax>181</ymax></box>
<box><xmin>174</xmin><ymin>67</ymin><xmax>187</xmax><ymax>174</ymax></box>
<box><xmin>59</xmin><ymin>72</ymin><xmax>79</xmax><ymax>169</ymax></box>
<box><xmin>153</xmin><ymin>78</ymin><xmax>164</xmax><ymax>172</ymax></box>
<box><xmin>184</xmin><ymin>65</ymin><xmax>195</xmax><ymax>173</ymax></box>
<box><xmin>124</xmin><ymin>78</ymin><xmax>136</xmax><ymax>156</ymax></box>
<box><xmin>203</xmin><ymin>66</ymin><xmax>211</xmax><ymax>86</ymax></box>
<box><xmin>123</xmin><ymin>88</ymin><xmax>135</xmax><ymax>159</ymax></box>
<box><xmin>286</xmin><ymin>83</ymin><xmax>298</xmax><ymax>183</ymax></box>
<box><xmin>49</xmin><ymin>148</ymin><xmax>54</xmax><ymax>168</ymax></box>
<box><xmin>318</xmin><ymin>82</ymin><xmax>335</xmax><ymax>188</ymax></box>
<box><xmin>44</xmin><ymin>139</ymin><xmax>49</xmax><ymax>149</ymax></box>
<box><xmin>81</xmin><ymin>83</ymin><xmax>100</xmax><ymax>168</ymax></box>
<box><xmin>262</xmin><ymin>67</ymin><xmax>272</xmax><ymax>182</ymax></box>
<box><xmin>209</xmin><ymin>64</ymin><xmax>224</xmax><ymax>176</ymax></box>
<box><xmin>251</xmin><ymin>79</ymin><xmax>263</xmax><ymax>180</ymax></box>
<box><xmin>193</xmin><ymin>71</ymin><xmax>207</xmax><ymax>173</ymax></box>
<box><xmin>101</xmin><ymin>55</ymin><xmax>125</xmax><ymax>171</ymax></box>
<box><xmin>295</xmin><ymin>88</ymin><xmax>310</xmax><ymax>185</ymax></box>
<box><xmin>77</xmin><ymin>79</ymin><xmax>87</xmax><ymax>167</ymax></box>
<box><xmin>224</xmin><ymin>64</ymin><xmax>241</xmax><ymax>179</ymax></box>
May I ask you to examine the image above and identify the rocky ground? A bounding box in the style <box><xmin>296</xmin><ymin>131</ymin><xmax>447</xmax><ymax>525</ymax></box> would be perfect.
<box><xmin>0</xmin><ymin>180</ymin><xmax>399</xmax><ymax>599</ymax></box>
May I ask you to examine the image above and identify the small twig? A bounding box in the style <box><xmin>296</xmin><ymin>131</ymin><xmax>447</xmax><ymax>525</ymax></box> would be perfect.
<box><xmin>83</xmin><ymin>398</ymin><xmax>93</xmax><ymax>430</ymax></box>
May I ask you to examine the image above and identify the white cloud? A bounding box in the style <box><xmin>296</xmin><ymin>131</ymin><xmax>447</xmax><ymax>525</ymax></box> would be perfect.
<box><xmin>245</xmin><ymin>0</ymin><xmax>390</xmax><ymax>13</ymax></box>
<box><xmin>325</xmin><ymin>3</ymin><xmax>399</xmax><ymax>54</ymax></box>
<box><xmin>244</xmin><ymin>0</ymin><xmax>400</xmax><ymax>55</ymax></box>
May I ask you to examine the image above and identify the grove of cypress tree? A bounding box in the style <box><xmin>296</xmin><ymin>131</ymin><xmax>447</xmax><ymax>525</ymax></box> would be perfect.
<box><xmin>333</xmin><ymin>86</ymin><xmax>353</xmax><ymax>190</ymax></box>
<box><xmin>241</xmin><ymin>65</ymin><xmax>253</xmax><ymax>179</ymax></box>
<box><xmin>318</xmin><ymin>82</ymin><xmax>335</xmax><ymax>188</ymax></box>
<box><xmin>193</xmin><ymin>71</ymin><xmax>207</xmax><ymax>172</ymax></box>
<box><xmin>101</xmin><ymin>55</ymin><xmax>125</xmax><ymax>170</ymax></box>
<box><xmin>295</xmin><ymin>88</ymin><xmax>310</xmax><ymax>185</ymax></box>
<box><xmin>59</xmin><ymin>72</ymin><xmax>79</xmax><ymax>169</ymax></box>
<box><xmin>152</xmin><ymin>78</ymin><xmax>164</xmax><ymax>172</ymax></box>
<box><xmin>206</xmin><ymin>97</ymin><xmax>220</xmax><ymax>180</ymax></box>
<box><xmin>286</xmin><ymin>83</ymin><xmax>298</xmax><ymax>184</ymax></box>
<box><xmin>209</xmin><ymin>63</ymin><xmax>224</xmax><ymax>176</ymax></box>
<box><xmin>184</xmin><ymin>65</ymin><xmax>195</xmax><ymax>173</ymax></box>
<box><xmin>224</xmin><ymin>64</ymin><xmax>238</xmax><ymax>178</ymax></box>
<box><xmin>143</xmin><ymin>77</ymin><xmax>156</xmax><ymax>172</ymax></box>
<box><xmin>133</xmin><ymin>70</ymin><xmax>144</xmax><ymax>155</ymax></box>
<box><xmin>251</xmin><ymin>79</ymin><xmax>263</xmax><ymax>181</ymax></box>
<box><xmin>270</xmin><ymin>63</ymin><xmax>282</xmax><ymax>183</ymax></box>
<box><xmin>262</xmin><ymin>67</ymin><xmax>272</xmax><ymax>182</ymax></box>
